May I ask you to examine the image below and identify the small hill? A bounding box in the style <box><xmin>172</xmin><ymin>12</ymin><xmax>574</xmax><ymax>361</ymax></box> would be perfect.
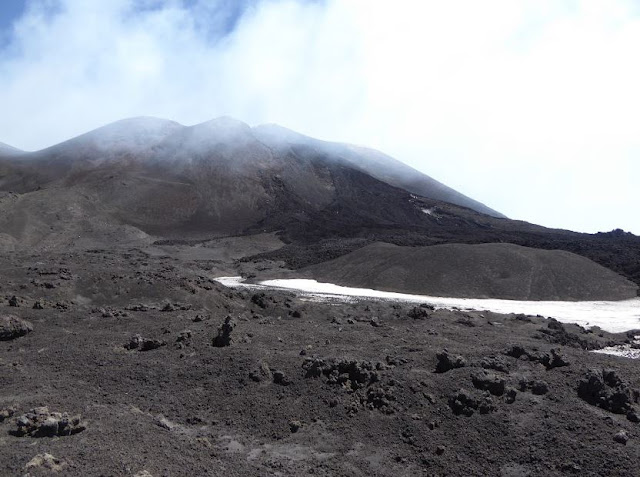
<box><xmin>302</xmin><ymin>242</ymin><xmax>639</xmax><ymax>301</ymax></box>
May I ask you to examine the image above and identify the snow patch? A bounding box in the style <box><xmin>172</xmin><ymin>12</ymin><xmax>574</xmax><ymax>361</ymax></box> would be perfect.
<box><xmin>215</xmin><ymin>277</ymin><xmax>640</xmax><ymax>335</ymax></box>
<box><xmin>593</xmin><ymin>336</ymin><xmax>640</xmax><ymax>359</ymax></box>
<box><xmin>215</xmin><ymin>276</ymin><xmax>251</xmax><ymax>288</ymax></box>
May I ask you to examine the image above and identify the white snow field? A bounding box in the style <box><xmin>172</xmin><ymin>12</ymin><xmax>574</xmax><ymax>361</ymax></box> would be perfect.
<box><xmin>215</xmin><ymin>277</ymin><xmax>640</xmax><ymax>334</ymax></box>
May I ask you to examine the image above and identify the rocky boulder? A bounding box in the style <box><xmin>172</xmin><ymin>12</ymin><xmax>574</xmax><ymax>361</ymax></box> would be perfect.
<box><xmin>577</xmin><ymin>369</ymin><xmax>640</xmax><ymax>421</ymax></box>
<box><xmin>12</xmin><ymin>407</ymin><xmax>86</xmax><ymax>437</ymax></box>
<box><xmin>125</xmin><ymin>335</ymin><xmax>166</xmax><ymax>351</ymax></box>
<box><xmin>0</xmin><ymin>315</ymin><xmax>33</xmax><ymax>341</ymax></box>
<box><xmin>212</xmin><ymin>316</ymin><xmax>236</xmax><ymax>347</ymax></box>
<box><xmin>434</xmin><ymin>350</ymin><xmax>466</xmax><ymax>373</ymax></box>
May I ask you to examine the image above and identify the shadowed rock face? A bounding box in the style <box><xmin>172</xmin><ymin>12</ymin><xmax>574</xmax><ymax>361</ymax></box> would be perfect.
<box><xmin>301</xmin><ymin>242</ymin><xmax>639</xmax><ymax>300</ymax></box>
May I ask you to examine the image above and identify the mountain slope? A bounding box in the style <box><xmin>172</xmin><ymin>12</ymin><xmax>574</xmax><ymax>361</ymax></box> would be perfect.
<box><xmin>300</xmin><ymin>242</ymin><xmax>639</xmax><ymax>300</ymax></box>
<box><xmin>0</xmin><ymin>116</ymin><xmax>639</xmax><ymax>292</ymax></box>
<box><xmin>0</xmin><ymin>116</ymin><xmax>506</xmax><ymax>245</ymax></box>
<box><xmin>253</xmin><ymin>124</ymin><xmax>505</xmax><ymax>218</ymax></box>
<box><xmin>0</xmin><ymin>141</ymin><xmax>23</xmax><ymax>156</ymax></box>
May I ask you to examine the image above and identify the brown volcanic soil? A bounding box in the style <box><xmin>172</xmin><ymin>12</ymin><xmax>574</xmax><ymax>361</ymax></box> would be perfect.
<box><xmin>299</xmin><ymin>242</ymin><xmax>639</xmax><ymax>301</ymax></box>
<box><xmin>1</xmin><ymin>241</ymin><xmax>640</xmax><ymax>476</ymax></box>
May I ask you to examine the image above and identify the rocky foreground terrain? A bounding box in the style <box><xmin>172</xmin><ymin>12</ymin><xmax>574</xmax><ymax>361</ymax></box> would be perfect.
<box><xmin>1</xmin><ymin>242</ymin><xmax>640</xmax><ymax>477</ymax></box>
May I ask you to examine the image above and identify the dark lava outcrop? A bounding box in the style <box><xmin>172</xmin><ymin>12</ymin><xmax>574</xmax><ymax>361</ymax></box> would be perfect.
<box><xmin>448</xmin><ymin>389</ymin><xmax>496</xmax><ymax>416</ymax></box>
<box><xmin>212</xmin><ymin>315</ymin><xmax>236</xmax><ymax>347</ymax></box>
<box><xmin>12</xmin><ymin>407</ymin><xmax>86</xmax><ymax>438</ymax></box>
<box><xmin>124</xmin><ymin>334</ymin><xmax>166</xmax><ymax>351</ymax></box>
<box><xmin>577</xmin><ymin>369</ymin><xmax>640</xmax><ymax>421</ymax></box>
<box><xmin>434</xmin><ymin>350</ymin><xmax>466</xmax><ymax>373</ymax></box>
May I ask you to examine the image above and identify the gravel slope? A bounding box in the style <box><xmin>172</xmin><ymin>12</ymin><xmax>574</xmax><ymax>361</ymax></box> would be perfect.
<box><xmin>302</xmin><ymin>242</ymin><xmax>639</xmax><ymax>300</ymax></box>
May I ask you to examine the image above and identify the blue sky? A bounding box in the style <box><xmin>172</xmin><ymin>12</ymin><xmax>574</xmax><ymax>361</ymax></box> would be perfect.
<box><xmin>0</xmin><ymin>0</ymin><xmax>25</xmax><ymax>26</ymax></box>
<box><xmin>0</xmin><ymin>0</ymin><xmax>253</xmax><ymax>44</ymax></box>
<box><xmin>0</xmin><ymin>0</ymin><xmax>638</xmax><ymax>235</ymax></box>
<box><xmin>0</xmin><ymin>0</ymin><xmax>25</xmax><ymax>44</ymax></box>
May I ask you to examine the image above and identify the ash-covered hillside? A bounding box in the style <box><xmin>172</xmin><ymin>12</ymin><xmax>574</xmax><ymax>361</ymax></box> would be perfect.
<box><xmin>298</xmin><ymin>242</ymin><xmax>638</xmax><ymax>301</ymax></box>
<box><xmin>0</xmin><ymin>116</ymin><xmax>500</xmax><ymax>242</ymax></box>
<box><xmin>1</xmin><ymin>116</ymin><xmax>639</xmax><ymax>291</ymax></box>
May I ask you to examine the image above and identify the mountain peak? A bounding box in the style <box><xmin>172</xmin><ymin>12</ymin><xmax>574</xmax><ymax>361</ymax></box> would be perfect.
<box><xmin>85</xmin><ymin>116</ymin><xmax>183</xmax><ymax>144</ymax></box>
<box><xmin>191</xmin><ymin>116</ymin><xmax>251</xmax><ymax>132</ymax></box>
<box><xmin>39</xmin><ymin>116</ymin><xmax>184</xmax><ymax>155</ymax></box>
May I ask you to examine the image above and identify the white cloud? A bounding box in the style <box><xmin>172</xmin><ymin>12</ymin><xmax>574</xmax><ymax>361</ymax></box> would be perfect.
<box><xmin>0</xmin><ymin>0</ymin><xmax>638</xmax><ymax>234</ymax></box>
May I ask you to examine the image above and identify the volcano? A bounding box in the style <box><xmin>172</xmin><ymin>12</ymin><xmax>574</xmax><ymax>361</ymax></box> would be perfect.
<box><xmin>0</xmin><ymin>116</ymin><xmax>504</xmax><ymax>246</ymax></box>
<box><xmin>0</xmin><ymin>116</ymin><xmax>639</xmax><ymax>296</ymax></box>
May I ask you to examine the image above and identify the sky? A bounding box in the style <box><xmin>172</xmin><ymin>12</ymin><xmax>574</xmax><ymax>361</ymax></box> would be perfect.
<box><xmin>0</xmin><ymin>0</ymin><xmax>638</xmax><ymax>235</ymax></box>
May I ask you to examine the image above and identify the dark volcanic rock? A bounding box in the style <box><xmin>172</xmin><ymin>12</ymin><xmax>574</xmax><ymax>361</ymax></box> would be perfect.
<box><xmin>479</xmin><ymin>355</ymin><xmax>510</xmax><ymax>373</ymax></box>
<box><xmin>544</xmin><ymin>349</ymin><xmax>571</xmax><ymax>369</ymax></box>
<box><xmin>125</xmin><ymin>334</ymin><xmax>166</xmax><ymax>351</ymax></box>
<box><xmin>272</xmin><ymin>370</ymin><xmax>291</xmax><ymax>386</ymax></box>
<box><xmin>126</xmin><ymin>304</ymin><xmax>150</xmax><ymax>312</ymax></box>
<box><xmin>249</xmin><ymin>361</ymin><xmax>273</xmax><ymax>383</ymax></box>
<box><xmin>504</xmin><ymin>387</ymin><xmax>518</xmax><ymax>404</ymax></box>
<box><xmin>614</xmin><ymin>430</ymin><xmax>629</xmax><ymax>445</ymax></box>
<box><xmin>251</xmin><ymin>293</ymin><xmax>269</xmax><ymax>309</ymax></box>
<box><xmin>531</xmin><ymin>381</ymin><xmax>550</xmax><ymax>396</ymax></box>
<box><xmin>365</xmin><ymin>385</ymin><xmax>397</xmax><ymax>413</ymax></box>
<box><xmin>0</xmin><ymin>315</ymin><xmax>33</xmax><ymax>341</ymax></box>
<box><xmin>408</xmin><ymin>305</ymin><xmax>432</xmax><ymax>320</ymax></box>
<box><xmin>12</xmin><ymin>407</ymin><xmax>86</xmax><ymax>437</ymax></box>
<box><xmin>504</xmin><ymin>345</ymin><xmax>569</xmax><ymax>370</ymax></box>
<box><xmin>518</xmin><ymin>378</ymin><xmax>550</xmax><ymax>395</ymax></box>
<box><xmin>303</xmin><ymin>357</ymin><xmax>380</xmax><ymax>390</ymax></box>
<box><xmin>434</xmin><ymin>350</ymin><xmax>466</xmax><ymax>373</ymax></box>
<box><xmin>577</xmin><ymin>369</ymin><xmax>639</xmax><ymax>420</ymax></box>
<box><xmin>175</xmin><ymin>330</ymin><xmax>192</xmax><ymax>349</ymax></box>
<box><xmin>289</xmin><ymin>420</ymin><xmax>302</xmax><ymax>433</ymax></box>
<box><xmin>471</xmin><ymin>371</ymin><xmax>506</xmax><ymax>396</ymax></box>
<box><xmin>537</xmin><ymin>320</ymin><xmax>595</xmax><ymax>350</ymax></box>
<box><xmin>212</xmin><ymin>316</ymin><xmax>236</xmax><ymax>347</ymax></box>
<box><xmin>504</xmin><ymin>345</ymin><xmax>531</xmax><ymax>360</ymax></box>
<box><xmin>448</xmin><ymin>389</ymin><xmax>495</xmax><ymax>416</ymax></box>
